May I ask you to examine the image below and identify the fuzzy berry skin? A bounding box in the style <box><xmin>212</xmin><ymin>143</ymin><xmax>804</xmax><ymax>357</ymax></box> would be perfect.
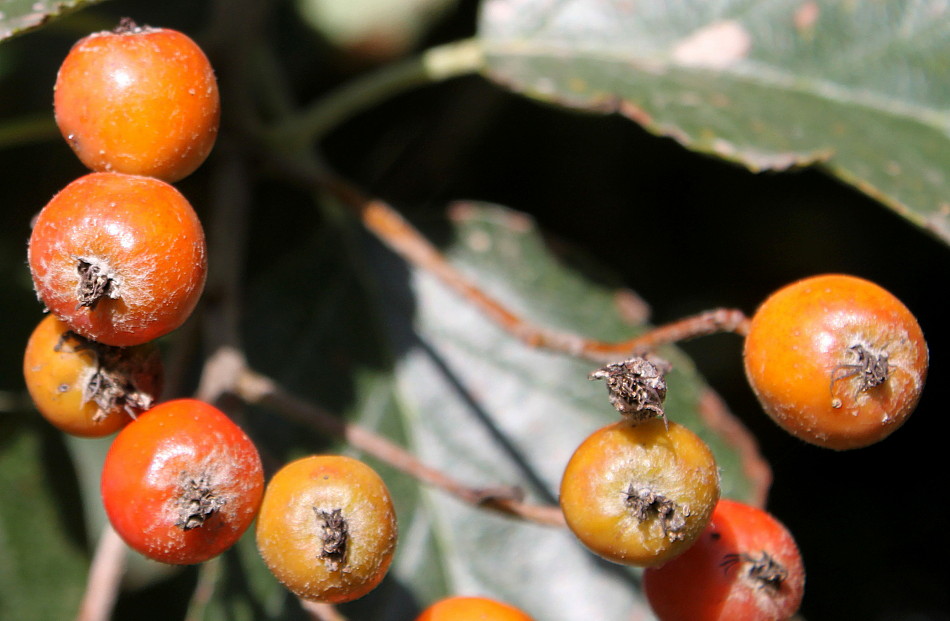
<box><xmin>743</xmin><ymin>274</ymin><xmax>928</xmax><ymax>450</ymax></box>
<box><xmin>100</xmin><ymin>399</ymin><xmax>264</xmax><ymax>565</ymax></box>
<box><xmin>256</xmin><ymin>455</ymin><xmax>398</xmax><ymax>604</ymax></box>
<box><xmin>23</xmin><ymin>314</ymin><xmax>163</xmax><ymax>437</ymax></box>
<box><xmin>559</xmin><ymin>418</ymin><xmax>720</xmax><ymax>567</ymax></box>
<box><xmin>644</xmin><ymin>499</ymin><xmax>805</xmax><ymax>621</ymax></box>
<box><xmin>54</xmin><ymin>22</ymin><xmax>220</xmax><ymax>182</ymax></box>
<box><xmin>28</xmin><ymin>172</ymin><xmax>207</xmax><ymax>347</ymax></box>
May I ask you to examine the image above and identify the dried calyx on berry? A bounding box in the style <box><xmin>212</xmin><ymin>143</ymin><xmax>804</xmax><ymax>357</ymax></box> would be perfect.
<box><xmin>590</xmin><ymin>355</ymin><xmax>671</xmax><ymax>422</ymax></box>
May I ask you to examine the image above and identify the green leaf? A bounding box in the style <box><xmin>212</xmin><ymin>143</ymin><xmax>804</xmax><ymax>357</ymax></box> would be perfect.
<box><xmin>242</xmin><ymin>201</ymin><xmax>761</xmax><ymax>619</ymax></box>
<box><xmin>0</xmin><ymin>415</ymin><xmax>88</xmax><ymax>620</ymax></box>
<box><xmin>477</xmin><ymin>0</ymin><xmax>950</xmax><ymax>243</ymax></box>
<box><xmin>0</xmin><ymin>0</ymin><xmax>104</xmax><ymax>42</ymax></box>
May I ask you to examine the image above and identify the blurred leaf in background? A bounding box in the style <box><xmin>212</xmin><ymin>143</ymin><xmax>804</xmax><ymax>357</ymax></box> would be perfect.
<box><xmin>296</xmin><ymin>0</ymin><xmax>458</xmax><ymax>60</ymax></box>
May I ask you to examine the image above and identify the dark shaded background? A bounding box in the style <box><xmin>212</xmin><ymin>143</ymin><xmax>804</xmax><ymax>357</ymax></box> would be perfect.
<box><xmin>1</xmin><ymin>1</ymin><xmax>947</xmax><ymax>619</ymax></box>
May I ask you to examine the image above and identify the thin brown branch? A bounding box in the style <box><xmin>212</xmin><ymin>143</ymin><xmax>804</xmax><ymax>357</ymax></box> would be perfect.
<box><xmin>590</xmin><ymin>308</ymin><xmax>751</xmax><ymax>355</ymax></box>
<box><xmin>697</xmin><ymin>388</ymin><xmax>772</xmax><ymax>508</ymax></box>
<box><xmin>299</xmin><ymin>600</ymin><xmax>349</xmax><ymax>621</ymax></box>
<box><xmin>319</xmin><ymin>170</ymin><xmax>749</xmax><ymax>363</ymax></box>
<box><xmin>262</xmin><ymin>149</ymin><xmax>751</xmax><ymax>361</ymax></box>
<box><xmin>256</xmin><ymin>135</ymin><xmax>767</xmax><ymax>516</ymax></box>
<box><xmin>228</xmin><ymin>357</ymin><xmax>565</xmax><ymax>527</ymax></box>
<box><xmin>184</xmin><ymin>557</ymin><xmax>222</xmax><ymax>621</ymax></box>
<box><xmin>75</xmin><ymin>524</ymin><xmax>126</xmax><ymax>621</ymax></box>
<box><xmin>319</xmin><ymin>170</ymin><xmax>769</xmax><ymax>505</ymax></box>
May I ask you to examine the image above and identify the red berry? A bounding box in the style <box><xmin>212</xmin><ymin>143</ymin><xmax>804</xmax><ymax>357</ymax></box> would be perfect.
<box><xmin>644</xmin><ymin>498</ymin><xmax>805</xmax><ymax>621</ymax></box>
<box><xmin>101</xmin><ymin>399</ymin><xmax>264</xmax><ymax>565</ymax></box>
<box><xmin>54</xmin><ymin>20</ymin><xmax>219</xmax><ymax>182</ymax></box>
<box><xmin>28</xmin><ymin>172</ymin><xmax>207</xmax><ymax>346</ymax></box>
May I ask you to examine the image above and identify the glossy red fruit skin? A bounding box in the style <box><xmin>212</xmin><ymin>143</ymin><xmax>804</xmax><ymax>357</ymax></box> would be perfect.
<box><xmin>100</xmin><ymin>399</ymin><xmax>264</xmax><ymax>565</ymax></box>
<box><xmin>643</xmin><ymin>499</ymin><xmax>805</xmax><ymax>621</ymax></box>
<box><xmin>28</xmin><ymin>172</ymin><xmax>207</xmax><ymax>347</ymax></box>
<box><xmin>54</xmin><ymin>23</ymin><xmax>219</xmax><ymax>182</ymax></box>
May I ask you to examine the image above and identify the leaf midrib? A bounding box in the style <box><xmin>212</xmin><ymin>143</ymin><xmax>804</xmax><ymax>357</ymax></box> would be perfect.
<box><xmin>483</xmin><ymin>41</ymin><xmax>950</xmax><ymax>135</ymax></box>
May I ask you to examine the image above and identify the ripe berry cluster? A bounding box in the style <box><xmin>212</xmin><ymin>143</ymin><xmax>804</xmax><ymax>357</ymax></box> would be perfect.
<box><xmin>26</xmin><ymin>19</ymin><xmax>216</xmax><ymax>437</ymax></box>
<box><xmin>19</xmin><ymin>20</ymin><xmax>930</xmax><ymax>620</ymax></box>
<box><xmin>557</xmin><ymin>273</ymin><xmax>927</xmax><ymax>620</ymax></box>
<box><xmin>22</xmin><ymin>21</ymin><xmax>399</xmax><ymax>606</ymax></box>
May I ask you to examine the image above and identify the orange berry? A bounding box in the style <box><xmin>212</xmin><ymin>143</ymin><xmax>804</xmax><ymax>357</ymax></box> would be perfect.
<box><xmin>744</xmin><ymin>274</ymin><xmax>928</xmax><ymax>449</ymax></box>
<box><xmin>28</xmin><ymin>172</ymin><xmax>207</xmax><ymax>346</ymax></box>
<box><xmin>256</xmin><ymin>455</ymin><xmax>398</xmax><ymax>604</ymax></box>
<box><xmin>416</xmin><ymin>595</ymin><xmax>535</xmax><ymax>620</ymax></box>
<box><xmin>559</xmin><ymin>418</ymin><xmax>720</xmax><ymax>567</ymax></box>
<box><xmin>54</xmin><ymin>20</ymin><xmax>219</xmax><ymax>182</ymax></box>
<box><xmin>23</xmin><ymin>314</ymin><xmax>162</xmax><ymax>437</ymax></box>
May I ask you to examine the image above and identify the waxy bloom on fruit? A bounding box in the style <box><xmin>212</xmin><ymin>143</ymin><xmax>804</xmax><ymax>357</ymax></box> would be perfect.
<box><xmin>101</xmin><ymin>399</ymin><xmax>264</xmax><ymax>565</ymax></box>
<box><xmin>29</xmin><ymin>172</ymin><xmax>207</xmax><ymax>346</ymax></box>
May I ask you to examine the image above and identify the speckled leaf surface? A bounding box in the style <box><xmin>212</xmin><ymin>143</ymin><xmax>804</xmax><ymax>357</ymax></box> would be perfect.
<box><xmin>0</xmin><ymin>0</ymin><xmax>102</xmax><ymax>41</ymax></box>
<box><xmin>478</xmin><ymin>0</ymin><xmax>950</xmax><ymax>243</ymax></box>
